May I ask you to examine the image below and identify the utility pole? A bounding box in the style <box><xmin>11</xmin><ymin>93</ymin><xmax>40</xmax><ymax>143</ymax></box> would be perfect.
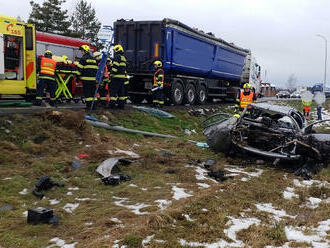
<box><xmin>316</xmin><ymin>34</ymin><xmax>327</xmax><ymax>91</ymax></box>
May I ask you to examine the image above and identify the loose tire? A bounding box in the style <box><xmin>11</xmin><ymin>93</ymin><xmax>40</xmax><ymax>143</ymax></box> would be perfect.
<box><xmin>171</xmin><ymin>82</ymin><xmax>184</xmax><ymax>105</ymax></box>
<box><xmin>184</xmin><ymin>84</ymin><xmax>196</xmax><ymax>105</ymax></box>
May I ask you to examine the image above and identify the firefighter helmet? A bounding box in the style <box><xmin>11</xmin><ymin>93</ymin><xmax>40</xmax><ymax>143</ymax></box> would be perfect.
<box><xmin>153</xmin><ymin>60</ymin><xmax>162</xmax><ymax>68</ymax></box>
<box><xmin>113</xmin><ymin>44</ymin><xmax>124</xmax><ymax>53</ymax></box>
<box><xmin>80</xmin><ymin>45</ymin><xmax>90</xmax><ymax>52</ymax></box>
<box><xmin>243</xmin><ymin>83</ymin><xmax>252</xmax><ymax>89</ymax></box>
<box><xmin>44</xmin><ymin>50</ymin><xmax>52</xmax><ymax>56</ymax></box>
<box><xmin>62</xmin><ymin>55</ymin><xmax>68</xmax><ymax>60</ymax></box>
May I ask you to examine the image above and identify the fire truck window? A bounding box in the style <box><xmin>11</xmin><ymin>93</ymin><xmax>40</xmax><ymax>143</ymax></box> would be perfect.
<box><xmin>25</xmin><ymin>27</ymin><xmax>33</xmax><ymax>50</ymax></box>
<box><xmin>4</xmin><ymin>35</ymin><xmax>24</xmax><ymax>80</ymax></box>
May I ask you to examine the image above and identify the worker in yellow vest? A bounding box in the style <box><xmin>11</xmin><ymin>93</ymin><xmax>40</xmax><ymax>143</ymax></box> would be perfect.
<box><xmin>35</xmin><ymin>50</ymin><xmax>57</xmax><ymax>106</ymax></box>
<box><xmin>235</xmin><ymin>83</ymin><xmax>257</xmax><ymax>115</ymax></box>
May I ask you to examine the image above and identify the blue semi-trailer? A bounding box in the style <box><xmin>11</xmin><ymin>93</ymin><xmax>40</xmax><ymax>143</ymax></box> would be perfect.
<box><xmin>114</xmin><ymin>18</ymin><xmax>250</xmax><ymax>105</ymax></box>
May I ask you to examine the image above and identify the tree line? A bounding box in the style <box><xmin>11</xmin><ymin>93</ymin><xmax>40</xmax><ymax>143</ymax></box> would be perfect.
<box><xmin>28</xmin><ymin>0</ymin><xmax>101</xmax><ymax>43</ymax></box>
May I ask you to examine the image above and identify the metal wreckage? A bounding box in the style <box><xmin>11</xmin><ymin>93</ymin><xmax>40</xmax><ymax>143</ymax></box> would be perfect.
<box><xmin>203</xmin><ymin>103</ymin><xmax>330</xmax><ymax>178</ymax></box>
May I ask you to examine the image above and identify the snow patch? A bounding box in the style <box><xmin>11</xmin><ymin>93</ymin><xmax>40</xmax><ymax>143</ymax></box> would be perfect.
<box><xmin>22</xmin><ymin>211</ymin><xmax>28</xmax><ymax>217</ymax></box>
<box><xmin>183</xmin><ymin>214</ymin><xmax>196</xmax><ymax>222</ymax></box>
<box><xmin>66</xmin><ymin>192</ymin><xmax>73</xmax><ymax>196</ymax></box>
<box><xmin>110</xmin><ymin>217</ymin><xmax>122</xmax><ymax>223</ymax></box>
<box><xmin>49</xmin><ymin>199</ymin><xmax>60</xmax><ymax>205</ymax></box>
<box><xmin>172</xmin><ymin>186</ymin><xmax>193</xmax><ymax>200</ymax></box>
<box><xmin>68</xmin><ymin>187</ymin><xmax>79</xmax><ymax>191</ymax></box>
<box><xmin>197</xmin><ymin>182</ymin><xmax>210</xmax><ymax>188</ymax></box>
<box><xmin>293</xmin><ymin>179</ymin><xmax>329</xmax><ymax>188</ymax></box>
<box><xmin>19</xmin><ymin>188</ymin><xmax>28</xmax><ymax>195</ymax></box>
<box><xmin>2</xmin><ymin>177</ymin><xmax>12</xmax><ymax>180</ymax></box>
<box><xmin>74</xmin><ymin>198</ymin><xmax>96</xmax><ymax>201</ymax></box>
<box><xmin>155</xmin><ymin>199</ymin><xmax>171</xmax><ymax>210</ymax></box>
<box><xmin>255</xmin><ymin>203</ymin><xmax>295</xmax><ymax>221</ymax></box>
<box><xmin>46</xmin><ymin>237</ymin><xmax>77</xmax><ymax>248</ymax></box>
<box><xmin>304</xmin><ymin>197</ymin><xmax>323</xmax><ymax>209</ymax></box>
<box><xmin>225</xmin><ymin>166</ymin><xmax>263</xmax><ymax>178</ymax></box>
<box><xmin>142</xmin><ymin>234</ymin><xmax>155</xmax><ymax>247</ymax></box>
<box><xmin>113</xmin><ymin>196</ymin><xmax>150</xmax><ymax>215</ymax></box>
<box><xmin>63</xmin><ymin>203</ymin><xmax>79</xmax><ymax>213</ymax></box>
<box><xmin>283</xmin><ymin>187</ymin><xmax>299</xmax><ymax>200</ymax></box>
<box><xmin>128</xmin><ymin>184</ymin><xmax>138</xmax><ymax>187</ymax></box>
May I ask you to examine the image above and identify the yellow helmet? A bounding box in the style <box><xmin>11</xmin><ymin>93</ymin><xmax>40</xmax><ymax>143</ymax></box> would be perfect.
<box><xmin>113</xmin><ymin>44</ymin><xmax>124</xmax><ymax>53</ymax></box>
<box><xmin>44</xmin><ymin>50</ymin><xmax>52</xmax><ymax>56</ymax></box>
<box><xmin>243</xmin><ymin>83</ymin><xmax>252</xmax><ymax>89</ymax></box>
<box><xmin>153</xmin><ymin>60</ymin><xmax>162</xmax><ymax>68</ymax></box>
<box><xmin>62</xmin><ymin>55</ymin><xmax>68</xmax><ymax>60</ymax></box>
<box><xmin>80</xmin><ymin>45</ymin><xmax>90</xmax><ymax>52</ymax></box>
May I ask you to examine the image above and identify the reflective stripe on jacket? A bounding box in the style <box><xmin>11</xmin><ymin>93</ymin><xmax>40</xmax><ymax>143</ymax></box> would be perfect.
<box><xmin>78</xmin><ymin>53</ymin><xmax>98</xmax><ymax>82</ymax></box>
<box><xmin>111</xmin><ymin>54</ymin><xmax>127</xmax><ymax>79</ymax></box>
<box><xmin>153</xmin><ymin>69</ymin><xmax>164</xmax><ymax>87</ymax></box>
<box><xmin>240</xmin><ymin>91</ymin><xmax>254</xmax><ymax>109</ymax></box>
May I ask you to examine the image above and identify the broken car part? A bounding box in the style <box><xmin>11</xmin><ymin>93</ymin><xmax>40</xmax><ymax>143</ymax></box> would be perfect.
<box><xmin>27</xmin><ymin>207</ymin><xmax>59</xmax><ymax>225</ymax></box>
<box><xmin>32</xmin><ymin>175</ymin><xmax>64</xmax><ymax>199</ymax></box>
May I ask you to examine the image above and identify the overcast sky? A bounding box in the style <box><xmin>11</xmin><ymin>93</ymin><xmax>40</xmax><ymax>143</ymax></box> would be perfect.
<box><xmin>3</xmin><ymin>0</ymin><xmax>330</xmax><ymax>87</ymax></box>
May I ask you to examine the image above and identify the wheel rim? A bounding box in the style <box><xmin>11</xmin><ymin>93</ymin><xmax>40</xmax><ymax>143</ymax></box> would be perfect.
<box><xmin>199</xmin><ymin>89</ymin><xmax>206</xmax><ymax>102</ymax></box>
<box><xmin>174</xmin><ymin>88</ymin><xmax>182</xmax><ymax>103</ymax></box>
<box><xmin>187</xmin><ymin>88</ymin><xmax>195</xmax><ymax>103</ymax></box>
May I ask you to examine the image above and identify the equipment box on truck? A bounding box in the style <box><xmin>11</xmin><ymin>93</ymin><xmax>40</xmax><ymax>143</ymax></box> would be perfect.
<box><xmin>114</xmin><ymin>18</ymin><xmax>249</xmax><ymax>105</ymax></box>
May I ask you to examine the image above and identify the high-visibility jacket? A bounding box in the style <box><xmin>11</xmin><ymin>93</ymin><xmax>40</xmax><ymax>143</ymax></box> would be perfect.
<box><xmin>77</xmin><ymin>53</ymin><xmax>98</xmax><ymax>82</ymax></box>
<box><xmin>240</xmin><ymin>91</ymin><xmax>255</xmax><ymax>109</ymax></box>
<box><xmin>111</xmin><ymin>54</ymin><xmax>127</xmax><ymax>79</ymax></box>
<box><xmin>153</xmin><ymin>68</ymin><xmax>164</xmax><ymax>87</ymax></box>
<box><xmin>39</xmin><ymin>57</ymin><xmax>56</xmax><ymax>81</ymax></box>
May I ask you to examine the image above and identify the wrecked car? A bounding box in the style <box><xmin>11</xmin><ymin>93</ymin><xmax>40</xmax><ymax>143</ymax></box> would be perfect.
<box><xmin>203</xmin><ymin>103</ymin><xmax>330</xmax><ymax>169</ymax></box>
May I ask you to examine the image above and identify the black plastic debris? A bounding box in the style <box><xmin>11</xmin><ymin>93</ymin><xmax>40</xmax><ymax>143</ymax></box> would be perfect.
<box><xmin>27</xmin><ymin>207</ymin><xmax>59</xmax><ymax>225</ymax></box>
<box><xmin>102</xmin><ymin>175</ymin><xmax>121</xmax><ymax>185</ymax></box>
<box><xmin>204</xmin><ymin>158</ymin><xmax>216</xmax><ymax>169</ymax></box>
<box><xmin>207</xmin><ymin>170</ymin><xmax>227</xmax><ymax>182</ymax></box>
<box><xmin>117</xmin><ymin>173</ymin><xmax>131</xmax><ymax>181</ymax></box>
<box><xmin>72</xmin><ymin>159</ymin><xmax>82</xmax><ymax>169</ymax></box>
<box><xmin>165</xmin><ymin>169</ymin><xmax>176</xmax><ymax>174</ymax></box>
<box><xmin>32</xmin><ymin>175</ymin><xmax>64</xmax><ymax>199</ymax></box>
<box><xmin>0</xmin><ymin>204</ymin><xmax>14</xmax><ymax>211</ymax></box>
<box><xmin>294</xmin><ymin>160</ymin><xmax>319</xmax><ymax>180</ymax></box>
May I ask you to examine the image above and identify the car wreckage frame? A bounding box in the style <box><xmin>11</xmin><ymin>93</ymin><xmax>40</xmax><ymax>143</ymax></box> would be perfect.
<box><xmin>203</xmin><ymin>103</ymin><xmax>330</xmax><ymax>172</ymax></box>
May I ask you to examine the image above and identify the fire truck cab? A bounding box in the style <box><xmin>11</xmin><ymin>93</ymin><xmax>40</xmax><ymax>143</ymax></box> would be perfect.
<box><xmin>0</xmin><ymin>15</ymin><xmax>36</xmax><ymax>97</ymax></box>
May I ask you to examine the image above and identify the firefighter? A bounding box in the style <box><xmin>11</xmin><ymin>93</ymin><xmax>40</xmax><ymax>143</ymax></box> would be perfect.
<box><xmin>109</xmin><ymin>44</ymin><xmax>127</xmax><ymax>109</ymax></box>
<box><xmin>77</xmin><ymin>45</ymin><xmax>98</xmax><ymax>109</ymax></box>
<box><xmin>34</xmin><ymin>50</ymin><xmax>57</xmax><ymax>106</ymax></box>
<box><xmin>152</xmin><ymin>60</ymin><xmax>164</xmax><ymax>108</ymax></box>
<box><xmin>302</xmin><ymin>99</ymin><xmax>312</xmax><ymax>119</ymax></box>
<box><xmin>235</xmin><ymin>83</ymin><xmax>257</xmax><ymax>115</ymax></box>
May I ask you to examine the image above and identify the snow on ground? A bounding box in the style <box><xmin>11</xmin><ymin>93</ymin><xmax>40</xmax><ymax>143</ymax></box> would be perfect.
<box><xmin>293</xmin><ymin>179</ymin><xmax>329</xmax><ymax>188</ymax></box>
<box><xmin>19</xmin><ymin>188</ymin><xmax>28</xmax><ymax>195</ymax></box>
<box><xmin>283</xmin><ymin>187</ymin><xmax>299</xmax><ymax>200</ymax></box>
<box><xmin>285</xmin><ymin>219</ymin><xmax>330</xmax><ymax>248</ymax></box>
<box><xmin>142</xmin><ymin>234</ymin><xmax>155</xmax><ymax>247</ymax></box>
<box><xmin>66</xmin><ymin>192</ymin><xmax>73</xmax><ymax>195</ymax></box>
<box><xmin>46</xmin><ymin>237</ymin><xmax>77</xmax><ymax>248</ymax></box>
<box><xmin>303</xmin><ymin>197</ymin><xmax>323</xmax><ymax>209</ymax></box>
<box><xmin>108</xmin><ymin>148</ymin><xmax>140</xmax><ymax>158</ymax></box>
<box><xmin>225</xmin><ymin>166</ymin><xmax>264</xmax><ymax>181</ymax></box>
<box><xmin>67</xmin><ymin>187</ymin><xmax>79</xmax><ymax>191</ymax></box>
<box><xmin>113</xmin><ymin>196</ymin><xmax>150</xmax><ymax>215</ymax></box>
<box><xmin>255</xmin><ymin>203</ymin><xmax>296</xmax><ymax>221</ymax></box>
<box><xmin>172</xmin><ymin>186</ymin><xmax>193</xmax><ymax>200</ymax></box>
<box><xmin>128</xmin><ymin>184</ymin><xmax>138</xmax><ymax>187</ymax></box>
<box><xmin>110</xmin><ymin>217</ymin><xmax>122</xmax><ymax>224</ymax></box>
<box><xmin>63</xmin><ymin>203</ymin><xmax>79</xmax><ymax>213</ymax></box>
<box><xmin>22</xmin><ymin>211</ymin><xmax>28</xmax><ymax>217</ymax></box>
<box><xmin>179</xmin><ymin>216</ymin><xmax>260</xmax><ymax>247</ymax></box>
<box><xmin>154</xmin><ymin>199</ymin><xmax>171</xmax><ymax>210</ymax></box>
<box><xmin>194</xmin><ymin>166</ymin><xmax>218</xmax><ymax>183</ymax></box>
<box><xmin>183</xmin><ymin>214</ymin><xmax>196</xmax><ymax>222</ymax></box>
<box><xmin>2</xmin><ymin>177</ymin><xmax>12</xmax><ymax>180</ymax></box>
<box><xmin>49</xmin><ymin>199</ymin><xmax>60</xmax><ymax>205</ymax></box>
<box><xmin>197</xmin><ymin>182</ymin><xmax>210</xmax><ymax>188</ymax></box>
<box><xmin>74</xmin><ymin>198</ymin><xmax>97</xmax><ymax>201</ymax></box>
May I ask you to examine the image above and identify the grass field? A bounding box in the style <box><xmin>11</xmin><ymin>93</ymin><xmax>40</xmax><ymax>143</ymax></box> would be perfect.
<box><xmin>0</xmin><ymin>101</ymin><xmax>329</xmax><ymax>248</ymax></box>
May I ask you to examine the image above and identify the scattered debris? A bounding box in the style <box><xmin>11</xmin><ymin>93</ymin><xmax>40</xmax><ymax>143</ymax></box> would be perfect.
<box><xmin>27</xmin><ymin>207</ymin><xmax>59</xmax><ymax>225</ymax></box>
<box><xmin>172</xmin><ymin>186</ymin><xmax>193</xmax><ymax>200</ymax></box>
<box><xmin>164</xmin><ymin>169</ymin><xmax>176</xmax><ymax>174</ymax></box>
<box><xmin>63</xmin><ymin>203</ymin><xmax>79</xmax><ymax>213</ymax></box>
<box><xmin>108</xmin><ymin>148</ymin><xmax>140</xmax><ymax>158</ymax></box>
<box><xmin>0</xmin><ymin>204</ymin><xmax>14</xmax><ymax>211</ymax></box>
<box><xmin>77</xmin><ymin>154</ymin><xmax>89</xmax><ymax>159</ymax></box>
<box><xmin>32</xmin><ymin>175</ymin><xmax>64</xmax><ymax>199</ymax></box>
<box><xmin>207</xmin><ymin>170</ymin><xmax>227</xmax><ymax>182</ymax></box>
<box><xmin>96</xmin><ymin>158</ymin><xmax>122</xmax><ymax>178</ymax></box>
<box><xmin>204</xmin><ymin>158</ymin><xmax>216</xmax><ymax>169</ymax></box>
<box><xmin>71</xmin><ymin>159</ymin><xmax>82</xmax><ymax>169</ymax></box>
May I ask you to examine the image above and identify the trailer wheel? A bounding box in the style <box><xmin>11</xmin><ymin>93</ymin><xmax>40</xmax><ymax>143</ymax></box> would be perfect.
<box><xmin>130</xmin><ymin>95</ymin><xmax>145</xmax><ymax>104</ymax></box>
<box><xmin>171</xmin><ymin>82</ymin><xmax>184</xmax><ymax>105</ymax></box>
<box><xmin>184</xmin><ymin>84</ymin><xmax>196</xmax><ymax>105</ymax></box>
<box><xmin>196</xmin><ymin>85</ymin><xmax>207</xmax><ymax>105</ymax></box>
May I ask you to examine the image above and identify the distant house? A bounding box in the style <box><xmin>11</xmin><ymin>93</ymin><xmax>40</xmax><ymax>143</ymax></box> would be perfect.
<box><xmin>260</xmin><ymin>82</ymin><xmax>277</xmax><ymax>97</ymax></box>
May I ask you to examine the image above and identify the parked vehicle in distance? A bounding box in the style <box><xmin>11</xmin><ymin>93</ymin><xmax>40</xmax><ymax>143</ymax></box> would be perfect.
<box><xmin>276</xmin><ymin>91</ymin><xmax>290</xmax><ymax>98</ymax></box>
<box><xmin>290</xmin><ymin>91</ymin><xmax>301</xmax><ymax>98</ymax></box>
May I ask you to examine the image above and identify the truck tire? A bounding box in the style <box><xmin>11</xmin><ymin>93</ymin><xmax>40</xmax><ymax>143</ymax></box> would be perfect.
<box><xmin>196</xmin><ymin>85</ymin><xmax>207</xmax><ymax>105</ymax></box>
<box><xmin>130</xmin><ymin>95</ymin><xmax>145</xmax><ymax>104</ymax></box>
<box><xmin>171</xmin><ymin>82</ymin><xmax>184</xmax><ymax>105</ymax></box>
<box><xmin>184</xmin><ymin>84</ymin><xmax>196</xmax><ymax>105</ymax></box>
